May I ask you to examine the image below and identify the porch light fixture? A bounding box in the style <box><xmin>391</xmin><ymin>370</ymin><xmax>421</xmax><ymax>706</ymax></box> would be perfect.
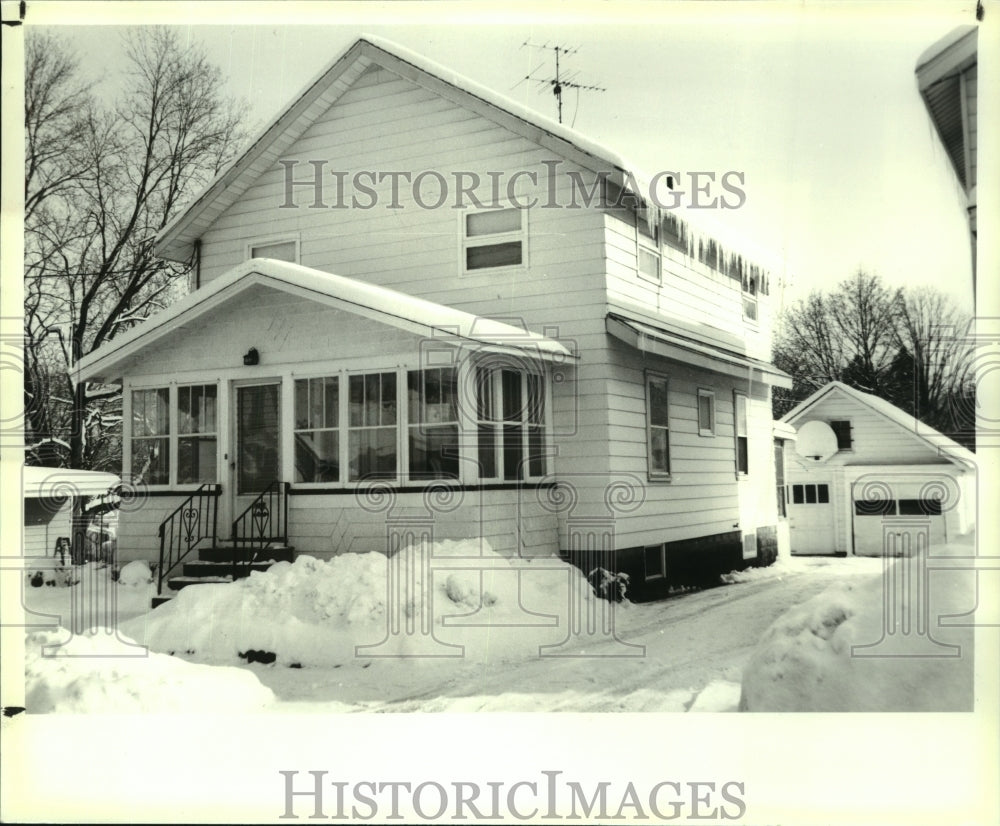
<box><xmin>243</xmin><ymin>347</ymin><xmax>259</xmax><ymax>366</ymax></box>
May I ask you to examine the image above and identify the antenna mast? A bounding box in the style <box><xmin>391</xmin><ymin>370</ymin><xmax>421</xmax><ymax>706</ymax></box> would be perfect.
<box><xmin>522</xmin><ymin>42</ymin><xmax>605</xmax><ymax>124</ymax></box>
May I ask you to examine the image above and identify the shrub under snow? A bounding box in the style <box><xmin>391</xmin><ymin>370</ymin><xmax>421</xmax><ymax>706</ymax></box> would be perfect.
<box><xmin>117</xmin><ymin>560</ymin><xmax>153</xmax><ymax>587</ymax></box>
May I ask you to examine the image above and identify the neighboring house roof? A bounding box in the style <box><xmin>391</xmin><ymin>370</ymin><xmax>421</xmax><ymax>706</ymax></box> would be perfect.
<box><xmin>23</xmin><ymin>467</ymin><xmax>121</xmax><ymax>498</ymax></box>
<box><xmin>780</xmin><ymin>381</ymin><xmax>976</xmax><ymax>470</ymax></box>
<box><xmin>76</xmin><ymin>258</ymin><xmax>575</xmax><ymax>383</ymax></box>
<box><xmin>916</xmin><ymin>24</ymin><xmax>977</xmax><ymax>190</ymax></box>
<box><xmin>153</xmin><ymin>35</ymin><xmax>777</xmax><ymax>275</ymax></box>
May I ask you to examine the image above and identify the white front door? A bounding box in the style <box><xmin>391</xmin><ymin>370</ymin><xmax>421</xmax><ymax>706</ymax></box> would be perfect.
<box><xmin>787</xmin><ymin>479</ymin><xmax>836</xmax><ymax>555</ymax></box>
<box><xmin>232</xmin><ymin>382</ymin><xmax>282</xmax><ymax>532</ymax></box>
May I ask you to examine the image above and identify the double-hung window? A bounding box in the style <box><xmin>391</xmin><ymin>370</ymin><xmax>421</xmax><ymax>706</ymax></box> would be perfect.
<box><xmin>348</xmin><ymin>372</ymin><xmax>397</xmax><ymax>481</ymax></box>
<box><xmin>637</xmin><ymin>211</ymin><xmax>661</xmax><ymax>284</ymax></box>
<box><xmin>734</xmin><ymin>392</ymin><xmax>749</xmax><ymax>475</ymax></box>
<box><xmin>294</xmin><ymin>377</ymin><xmax>339</xmax><ymax>483</ymax></box>
<box><xmin>407</xmin><ymin>367</ymin><xmax>459</xmax><ymax>480</ymax></box>
<box><xmin>645</xmin><ymin>373</ymin><xmax>670</xmax><ymax>478</ymax></box>
<box><xmin>177</xmin><ymin>385</ymin><xmax>218</xmax><ymax>483</ymax></box>
<box><xmin>131</xmin><ymin>388</ymin><xmax>170</xmax><ymax>485</ymax></box>
<box><xmin>463</xmin><ymin>208</ymin><xmax>525</xmax><ymax>272</ymax></box>
<box><xmin>476</xmin><ymin>365</ymin><xmax>546</xmax><ymax>481</ymax></box>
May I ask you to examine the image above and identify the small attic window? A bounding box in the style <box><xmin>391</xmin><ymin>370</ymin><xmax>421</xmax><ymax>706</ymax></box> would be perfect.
<box><xmin>249</xmin><ymin>238</ymin><xmax>299</xmax><ymax>263</ymax></box>
<box><xmin>463</xmin><ymin>208</ymin><xmax>525</xmax><ymax>272</ymax></box>
<box><xmin>830</xmin><ymin>420</ymin><xmax>853</xmax><ymax>451</ymax></box>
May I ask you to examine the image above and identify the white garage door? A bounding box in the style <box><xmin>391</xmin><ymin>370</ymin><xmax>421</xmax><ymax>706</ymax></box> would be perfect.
<box><xmin>851</xmin><ymin>479</ymin><xmax>948</xmax><ymax>557</ymax></box>
<box><xmin>787</xmin><ymin>480</ymin><xmax>836</xmax><ymax>555</ymax></box>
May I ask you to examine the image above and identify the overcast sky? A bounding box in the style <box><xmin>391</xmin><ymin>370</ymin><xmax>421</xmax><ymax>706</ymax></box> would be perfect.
<box><xmin>43</xmin><ymin>4</ymin><xmax>978</xmax><ymax>313</ymax></box>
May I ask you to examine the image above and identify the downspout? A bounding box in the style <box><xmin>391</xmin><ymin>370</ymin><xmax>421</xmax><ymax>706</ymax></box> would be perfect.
<box><xmin>194</xmin><ymin>239</ymin><xmax>202</xmax><ymax>290</ymax></box>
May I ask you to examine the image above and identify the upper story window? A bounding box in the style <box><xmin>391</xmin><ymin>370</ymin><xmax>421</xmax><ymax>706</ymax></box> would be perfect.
<box><xmin>249</xmin><ymin>238</ymin><xmax>299</xmax><ymax>263</ymax></box>
<box><xmin>830</xmin><ymin>419</ymin><xmax>853</xmax><ymax>451</ymax></box>
<box><xmin>463</xmin><ymin>208</ymin><xmax>525</xmax><ymax>272</ymax></box>
<box><xmin>742</xmin><ymin>275</ymin><xmax>759</xmax><ymax>322</ymax></box>
<box><xmin>637</xmin><ymin>213</ymin><xmax>661</xmax><ymax>284</ymax></box>
<box><xmin>645</xmin><ymin>372</ymin><xmax>671</xmax><ymax>479</ymax></box>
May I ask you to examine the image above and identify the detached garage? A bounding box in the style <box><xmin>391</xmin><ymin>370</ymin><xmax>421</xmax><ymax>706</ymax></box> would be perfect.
<box><xmin>780</xmin><ymin>382</ymin><xmax>976</xmax><ymax>556</ymax></box>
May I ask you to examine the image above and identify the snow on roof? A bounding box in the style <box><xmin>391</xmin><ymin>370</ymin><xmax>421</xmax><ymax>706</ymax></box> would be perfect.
<box><xmin>23</xmin><ymin>466</ymin><xmax>120</xmax><ymax>498</ymax></box>
<box><xmin>915</xmin><ymin>25</ymin><xmax>977</xmax><ymax>75</ymax></box>
<box><xmin>77</xmin><ymin>258</ymin><xmax>574</xmax><ymax>383</ymax></box>
<box><xmin>780</xmin><ymin>381</ymin><xmax>976</xmax><ymax>470</ymax></box>
<box><xmin>154</xmin><ymin>36</ymin><xmax>780</xmax><ymax>281</ymax></box>
<box><xmin>773</xmin><ymin>420</ymin><xmax>798</xmax><ymax>441</ymax></box>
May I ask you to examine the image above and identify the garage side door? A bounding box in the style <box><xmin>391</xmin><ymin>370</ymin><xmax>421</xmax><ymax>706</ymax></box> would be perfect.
<box><xmin>787</xmin><ymin>481</ymin><xmax>836</xmax><ymax>555</ymax></box>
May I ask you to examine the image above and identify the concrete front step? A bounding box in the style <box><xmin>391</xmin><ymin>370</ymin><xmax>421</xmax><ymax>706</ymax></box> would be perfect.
<box><xmin>197</xmin><ymin>545</ymin><xmax>295</xmax><ymax>563</ymax></box>
<box><xmin>182</xmin><ymin>560</ymin><xmax>277</xmax><ymax>578</ymax></box>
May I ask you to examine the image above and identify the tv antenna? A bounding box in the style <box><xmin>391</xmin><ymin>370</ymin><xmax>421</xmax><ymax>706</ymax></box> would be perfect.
<box><xmin>521</xmin><ymin>41</ymin><xmax>606</xmax><ymax>124</ymax></box>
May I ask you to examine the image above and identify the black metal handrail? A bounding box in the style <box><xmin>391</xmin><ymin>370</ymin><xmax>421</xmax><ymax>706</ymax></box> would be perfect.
<box><xmin>157</xmin><ymin>483</ymin><xmax>221</xmax><ymax>595</ymax></box>
<box><xmin>231</xmin><ymin>481</ymin><xmax>289</xmax><ymax>578</ymax></box>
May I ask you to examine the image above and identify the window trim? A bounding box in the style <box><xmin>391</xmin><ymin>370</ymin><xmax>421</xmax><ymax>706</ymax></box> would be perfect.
<box><xmin>733</xmin><ymin>391</ymin><xmax>749</xmax><ymax>477</ymax></box>
<box><xmin>645</xmin><ymin>370</ymin><xmax>671</xmax><ymax>481</ymax></box>
<box><xmin>460</xmin><ymin>207</ymin><xmax>528</xmax><ymax>275</ymax></box>
<box><xmin>697</xmin><ymin>389</ymin><xmax>716</xmax><ymax>437</ymax></box>
<box><xmin>246</xmin><ymin>234</ymin><xmax>301</xmax><ymax>264</ymax></box>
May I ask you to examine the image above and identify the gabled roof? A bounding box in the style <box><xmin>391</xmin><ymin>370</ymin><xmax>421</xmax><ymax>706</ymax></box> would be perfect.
<box><xmin>23</xmin><ymin>466</ymin><xmax>121</xmax><ymax>498</ymax></box>
<box><xmin>781</xmin><ymin>381</ymin><xmax>976</xmax><ymax>470</ymax></box>
<box><xmin>76</xmin><ymin>258</ymin><xmax>575</xmax><ymax>383</ymax></box>
<box><xmin>153</xmin><ymin>36</ymin><xmax>778</xmax><ymax>276</ymax></box>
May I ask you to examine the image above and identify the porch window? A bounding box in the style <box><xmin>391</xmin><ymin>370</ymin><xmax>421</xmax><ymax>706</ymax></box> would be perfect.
<box><xmin>407</xmin><ymin>367</ymin><xmax>459</xmax><ymax>480</ymax></box>
<box><xmin>476</xmin><ymin>365</ymin><xmax>546</xmax><ymax>481</ymax></box>
<box><xmin>645</xmin><ymin>372</ymin><xmax>670</xmax><ymax>478</ymax></box>
<box><xmin>463</xmin><ymin>208</ymin><xmax>524</xmax><ymax>272</ymax></box>
<box><xmin>348</xmin><ymin>372</ymin><xmax>397</xmax><ymax>481</ymax></box>
<box><xmin>734</xmin><ymin>392</ymin><xmax>749</xmax><ymax>475</ymax></box>
<box><xmin>131</xmin><ymin>388</ymin><xmax>169</xmax><ymax>485</ymax></box>
<box><xmin>697</xmin><ymin>389</ymin><xmax>715</xmax><ymax>436</ymax></box>
<box><xmin>177</xmin><ymin>384</ymin><xmax>218</xmax><ymax>484</ymax></box>
<box><xmin>294</xmin><ymin>376</ymin><xmax>339</xmax><ymax>483</ymax></box>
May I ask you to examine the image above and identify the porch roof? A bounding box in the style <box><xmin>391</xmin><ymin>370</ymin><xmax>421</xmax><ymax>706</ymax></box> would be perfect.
<box><xmin>606</xmin><ymin>312</ymin><xmax>793</xmax><ymax>388</ymax></box>
<box><xmin>77</xmin><ymin>259</ymin><xmax>575</xmax><ymax>383</ymax></box>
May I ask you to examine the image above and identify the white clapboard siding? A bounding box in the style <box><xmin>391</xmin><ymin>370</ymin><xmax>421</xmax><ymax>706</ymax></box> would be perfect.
<box><xmin>789</xmin><ymin>392</ymin><xmax>951</xmax><ymax>467</ymax></box>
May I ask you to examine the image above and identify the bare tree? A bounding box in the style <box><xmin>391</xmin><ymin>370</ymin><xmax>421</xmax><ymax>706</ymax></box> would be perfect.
<box><xmin>773</xmin><ymin>272</ymin><xmax>973</xmax><ymax>446</ymax></box>
<box><xmin>24</xmin><ymin>28</ymin><xmax>246</xmax><ymax>471</ymax></box>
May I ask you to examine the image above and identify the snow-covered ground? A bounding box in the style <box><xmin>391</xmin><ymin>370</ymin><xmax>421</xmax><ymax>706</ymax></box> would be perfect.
<box><xmin>22</xmin><ymin>539</ymin><xmax>953</xmax><ymax>714</ymax></box>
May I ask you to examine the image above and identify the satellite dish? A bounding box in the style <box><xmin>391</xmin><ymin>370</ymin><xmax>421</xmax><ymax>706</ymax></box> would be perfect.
<box><xmin>794</xmin><ymin>420</ymin><xmax>839</xmax><ymax>462</ymax></box>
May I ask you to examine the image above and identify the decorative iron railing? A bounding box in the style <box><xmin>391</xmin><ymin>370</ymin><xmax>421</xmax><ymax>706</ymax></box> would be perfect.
<box><xmin>231</xmin><ymin>481</ymin><xmax>289</xmax><ymax>578</ymax></box>
<box><xmin>157</xmin><ymin>484</ymin><xmax>221</xmax><ymax>595</ymax></box>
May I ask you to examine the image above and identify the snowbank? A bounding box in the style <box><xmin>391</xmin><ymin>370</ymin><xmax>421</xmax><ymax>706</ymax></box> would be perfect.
<box><xmin>121</xmin><ymin>540</ymin><xmax>609</xmax><ymax>669</ymax></box>
<box><xmin>25</xmin><ymin>628</ymin><xmax>275</xmax><ymax>713</ymax></box>
<box><xmin>739</xmin><ymin>558</ymin><xmax>974</xmax><ymax>712</ymax></box>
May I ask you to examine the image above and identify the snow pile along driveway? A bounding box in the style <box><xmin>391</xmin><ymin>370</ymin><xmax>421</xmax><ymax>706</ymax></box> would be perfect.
<box><xmin>121</xmin><ymin>540</ymin><xmax>606</xmax><ymax>669</ymax></box>
<box><xmin>739</xmin><ymin>556</ymin><xmax>974</xmax><ymax>712</ymax></box>
<box><xmin>25</xmin><ymin>628</ymin><xmax>275</xmax><ymax>713</ymax></box>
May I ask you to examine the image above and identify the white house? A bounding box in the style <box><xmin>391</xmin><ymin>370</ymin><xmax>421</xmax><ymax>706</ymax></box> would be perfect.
<box><xmin>781</xmin><ymin>382</ymin><xmax>976</xmax><ymax>556</ymax></box>
<box><xmin>77</xmin><ymin>36</ymin><xmax>792</xmax><ymax>602</ymax></box>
